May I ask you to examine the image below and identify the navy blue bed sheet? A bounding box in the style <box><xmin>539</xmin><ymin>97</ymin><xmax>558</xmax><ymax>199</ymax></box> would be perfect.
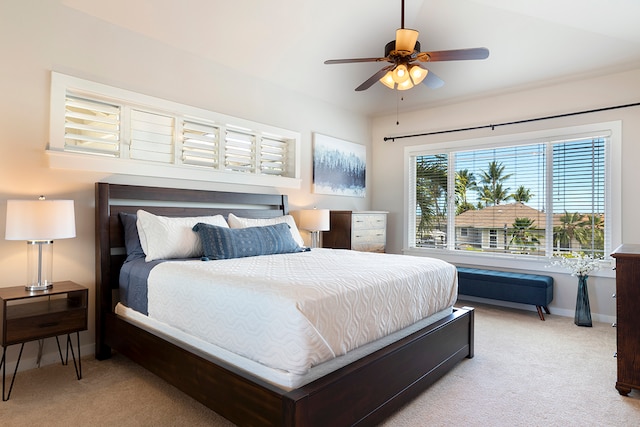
<box><xmin>119</xmin><ymin>258</ymin><xmax>163</xmax><ymax>315</ymax></box>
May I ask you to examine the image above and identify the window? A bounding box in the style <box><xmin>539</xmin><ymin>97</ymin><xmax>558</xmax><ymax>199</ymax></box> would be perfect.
<box><xmin>406</xmin><ymin>122</ymin><xmax>621</xmax><ymax>264</ymax></box>
<box><xmin>48</xmin><ymin>72</ymin><xmax>301</xmax><ymax>188</ymax></box>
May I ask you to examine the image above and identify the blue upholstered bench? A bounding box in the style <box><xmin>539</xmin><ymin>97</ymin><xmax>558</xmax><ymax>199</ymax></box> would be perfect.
<box><xmin>456</xmin><ymin>267</ymin><xmax>554</xmax><ymax>320</ymax></box>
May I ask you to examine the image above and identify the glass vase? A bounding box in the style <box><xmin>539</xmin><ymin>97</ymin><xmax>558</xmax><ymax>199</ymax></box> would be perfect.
<box><xmin>574</xmin><ymin>274</ymin><xmax>592</xmax><ymax>327</ymax></box>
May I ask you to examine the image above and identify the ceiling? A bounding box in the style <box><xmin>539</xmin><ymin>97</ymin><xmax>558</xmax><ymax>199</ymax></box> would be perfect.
<box><xmin>61</xmin><ymin>0</ymin><xmax>640</xmax><ymax>117</ymax></box>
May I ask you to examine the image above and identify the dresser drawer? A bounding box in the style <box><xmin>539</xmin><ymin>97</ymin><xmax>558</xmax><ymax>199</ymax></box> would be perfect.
<box><xmin>352</xmin><ymin>228</ymin><xmax>386</xmax><ymax>243</ymax></box>
<box><xmin>352</xmin><ymin>214</ymin><xmax>386</xmax><ymax>231</ymax></box>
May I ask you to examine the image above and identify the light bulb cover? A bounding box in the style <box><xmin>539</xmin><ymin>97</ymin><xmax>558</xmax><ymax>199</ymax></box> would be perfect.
<box><xmin>397</xmin><ymin>79</ymin><xmax>414</xmax><ymax>91</ymax></box>
<box><xmin>379</xmin><ymin>71</ymin><xmax>396</xmax><ymax>89</ymax></box>
<box><xmin>392</xmin><ymin>64</ymin><xmax>410</xmax><ymax>84</ymax></box>
<box><xmin>409</xmin><ymin>65</ymin><xmax>428</xmax><ymax>85</ymax></box>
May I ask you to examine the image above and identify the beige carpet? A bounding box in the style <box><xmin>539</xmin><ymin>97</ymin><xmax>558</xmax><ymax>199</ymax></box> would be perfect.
<box><xmin>2</xmin><ymin>301</ymin><xmax>639</xmax><ymax>426</ymax></box>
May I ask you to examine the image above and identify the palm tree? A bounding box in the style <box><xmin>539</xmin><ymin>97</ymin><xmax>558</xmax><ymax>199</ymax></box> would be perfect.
<box><xmin>576</xmin><ymin>214</ymin><xmax>605</xmax><ymax>254</ymax></box>
<box><xmin>415</xmin><ymin>156</ymin><xmax>447</xmax><ymax>239</ymax></box>
<box><xmin>455</xmin><ymin>169</ymin><xmax>477</xmax><ymax>214</ymax></box>
<box><xmin>553</xmin><ymin>211</ymin><xmax>583</xmax><ymax>251</ymax></box>
<box><xmin>511</xmin><ymin>185</ymin><xmax>533</xmax><ymax>203</ymax></box>
<box><xmin>509</xmin><ymin>217</ymin><xmax>540</xmax><ymax>253</ymax></box>
<box><xmin>477</xmin><ymin>161</ymin><xmax>512</xmax><ymax>206</ymax></box>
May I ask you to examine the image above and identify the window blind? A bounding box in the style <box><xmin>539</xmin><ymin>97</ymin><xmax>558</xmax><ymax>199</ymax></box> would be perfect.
<box><xmin>410</xmin><ymin>134</ymin><xmax>609</xmax><ymax>259</ymax></box>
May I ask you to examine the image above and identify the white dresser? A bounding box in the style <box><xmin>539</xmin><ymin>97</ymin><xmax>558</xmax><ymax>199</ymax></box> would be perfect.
<box><xmin>322</xmin><ymin>211</ymin><xmax>388</xmax><ymax>253</ymax></box>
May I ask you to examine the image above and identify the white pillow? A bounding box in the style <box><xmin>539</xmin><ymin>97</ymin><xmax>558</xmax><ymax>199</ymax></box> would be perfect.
<box><xmin>136</xmin><ymin>210</ymin><xmax>228</xmax><ymax>262</ymax></box>
<box><xmin>227</xmin><ymin>213</ymin><xmax>304</xmax><ymax>247</ymax></box>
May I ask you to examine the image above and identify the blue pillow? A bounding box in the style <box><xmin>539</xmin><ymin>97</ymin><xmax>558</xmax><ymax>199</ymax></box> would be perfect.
<box><xmin>192</xmin><ymin>222</ymin><xmax>303</xmax><ymax>260</ymax></box>
<box><xmin>119</xmin><ymin>212</ymin><xmax>146</xmax><ymax>262</ymax></box>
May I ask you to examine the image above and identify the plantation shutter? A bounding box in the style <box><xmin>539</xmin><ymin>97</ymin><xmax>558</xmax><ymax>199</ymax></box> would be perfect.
<box><xmin>224</xmin><ymin>127</ymin><xmax>255</xmax><ymax>173</ymax></box>
<box><xmin>260</xmin><ymin>134</ymin><xmax>288</xmax><ymax>176</ymax></box>
<box><xmin>181</xmin><ymin>120</ymin><xmax>220</xmax><ymax>168</ymax></box>
<box><xmin>64</xmin><ymin>95</ymin><xmax>120</xmax><ymax>156</ymax></box>
<box><xmin>129</xmin><ymin>110</ymin><xmax>175</xmax><ymax>163</ymax></box>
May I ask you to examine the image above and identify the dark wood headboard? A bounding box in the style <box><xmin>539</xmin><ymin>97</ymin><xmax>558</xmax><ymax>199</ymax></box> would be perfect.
<box><xmin>94</xmin><ymin>182</ymin><xmax>289</xmax><ymax>357</ymax></box>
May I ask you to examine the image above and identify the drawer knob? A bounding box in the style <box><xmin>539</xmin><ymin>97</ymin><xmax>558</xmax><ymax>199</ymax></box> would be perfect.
<box><xmin>612</xmin><ymin>293</ymin><xmax>616</xmax><ymax>298</ymax></box>
<box><xmin>612</xmin><ymin>322</ymin><xmax>617</xmax><ymax>328</ymax></box>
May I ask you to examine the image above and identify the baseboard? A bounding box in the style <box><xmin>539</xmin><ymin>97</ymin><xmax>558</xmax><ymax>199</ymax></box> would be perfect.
<box><xmin>457</xmin><ymin>296</ymin><xmax>616</xmax><ymax>325</ymax></box>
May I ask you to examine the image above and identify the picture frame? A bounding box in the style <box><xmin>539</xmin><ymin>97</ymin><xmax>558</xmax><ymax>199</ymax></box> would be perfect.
<box><xmin>312</xmin><ymin>133</ymin><xmax>366</xmax><ymax>197</ymax></box>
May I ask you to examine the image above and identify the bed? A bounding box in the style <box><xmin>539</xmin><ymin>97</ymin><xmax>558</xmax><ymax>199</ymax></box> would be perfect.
<box><xmin>95</xmin><ymin>182</ymin><xmax>474</xmax><ymax>426</ymax></box>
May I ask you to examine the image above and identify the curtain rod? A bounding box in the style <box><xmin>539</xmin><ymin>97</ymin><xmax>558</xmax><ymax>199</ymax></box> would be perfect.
<box><xmin>383</xmin><ymin>101</ymin><xmax>640</xmax><ymax>142</ymax></box>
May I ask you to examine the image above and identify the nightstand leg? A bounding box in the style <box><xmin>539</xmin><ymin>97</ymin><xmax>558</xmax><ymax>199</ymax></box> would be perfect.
<box><xmin>55</xmin><ymin>336</ymin><xmax>65</xmax><ymax>365</ymax></box>
<box><xmin>65</xmin><ymin>333</ymin><xmax>82</xmax><ymax>380</ymax></box>
<box><xmin>1</xmin><ymin>343</ymin><xmax>25</xmax><ymax>401</ymax></box>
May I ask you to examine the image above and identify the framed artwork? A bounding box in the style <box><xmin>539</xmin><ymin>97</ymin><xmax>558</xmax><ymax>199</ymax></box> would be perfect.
<box><xmin>313</xmin><ymin>133</ymin><xmax>366</xmax><ymax>197</ymax></box>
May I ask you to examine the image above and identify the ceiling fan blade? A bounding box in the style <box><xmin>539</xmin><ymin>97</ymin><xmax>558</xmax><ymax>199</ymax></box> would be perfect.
<box><xmin>417</xmin><ymin>47</ymin><xmax>489</xmax><ymax>62</ymax></box>
<box><xmin>324</xmin><ymin>57</ymin><xmax>387</xmax><ymax>65</ymax></box>
<box><xmin>355</xmin><ymin>66</ymin><xmax>394</xmax><ymax>91</ymax></box>
<box><xmin>422</xmin><ymin>68</ymin><xmax>445</xmax><ymax>89</ymax></box>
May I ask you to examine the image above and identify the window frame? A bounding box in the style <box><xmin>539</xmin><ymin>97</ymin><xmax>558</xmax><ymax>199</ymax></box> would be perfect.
<box><xmin>403</xmin><ymin>121</ymin><xmax>621</xmax><ymax>277</ymax></box>
<box><xmin>48</xmin><ymin>72</ymin><xmax>301</xmax><ymax>189</ymax></box>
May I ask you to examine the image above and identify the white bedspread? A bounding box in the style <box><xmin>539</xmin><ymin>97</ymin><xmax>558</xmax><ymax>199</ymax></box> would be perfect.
<box><xmin>147</xmin><ymin>248</ymin><xmax>457</xmax><ymax>375</ymax></box>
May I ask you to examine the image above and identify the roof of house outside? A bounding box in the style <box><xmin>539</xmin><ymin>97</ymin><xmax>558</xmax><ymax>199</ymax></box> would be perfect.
<box><xmin>455</xmin><ymin>202</ymin><xmax>561</xmax><ymax>229</ymax></box>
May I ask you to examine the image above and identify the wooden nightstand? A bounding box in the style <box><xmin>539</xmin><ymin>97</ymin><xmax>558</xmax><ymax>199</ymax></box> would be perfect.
<box><xmin>0</xmin><ymin>281</ymin><xmax>88</xmax><ymax>401</ymax></box>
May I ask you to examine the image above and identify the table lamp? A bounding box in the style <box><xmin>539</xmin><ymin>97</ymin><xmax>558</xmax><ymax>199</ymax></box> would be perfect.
<box><xmin>298</xmin><ymin>208</ymin><xmax>330</xmax><ymax>248</ymax></box>
<box><xmin>5</xmin><ymin>197</ymin><xmax>76</xmax><ymax>291</ymax></box>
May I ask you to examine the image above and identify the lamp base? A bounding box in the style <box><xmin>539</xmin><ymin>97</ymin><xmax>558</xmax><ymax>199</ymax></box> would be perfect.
<box><xmin>25</xmin><ymin>283</ymin><xmax>53</xmax><ymax>292</ymax></box>
<box><xmin>310</xmin><ymin>231</ymin><xmax>321</xmax><ymax>249</ymax></box>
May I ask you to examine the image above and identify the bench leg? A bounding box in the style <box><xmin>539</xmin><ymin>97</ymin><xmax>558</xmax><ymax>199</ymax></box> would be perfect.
<box><xmin>536</xmin><ymin>306</ymin><xmax>546</xmax><ymax>321</ymax></box>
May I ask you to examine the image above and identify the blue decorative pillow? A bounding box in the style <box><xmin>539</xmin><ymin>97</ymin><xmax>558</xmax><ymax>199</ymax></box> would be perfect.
<box><xmin>192</xmin><ymin>222</ymin><xmax>303</xmax><ymax>260</ymax></box>
<box><xmin>119</xmin><ymin>212</ymin><xmax>146</xmax><ymax>262</ymax></box>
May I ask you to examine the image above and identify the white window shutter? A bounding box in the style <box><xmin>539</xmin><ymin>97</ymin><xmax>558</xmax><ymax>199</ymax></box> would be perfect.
<box><xmin>64</xmin><ymin>95</ymin><xmax>120</xmax><ymax>156</ymax></box>
<box><xmin>129</xmin><ymin>109</ymin><xmax>175</xmax><ymax>163</ymax></box>
<box><xmin>224</xmin><ymin>127</ymin><xmax>255</xmax><ymax>173</ymax></box>
<box><xmin>181</xmin><ymin>120</ymin><xmax>220</xmax><ymax>168</ymax></box>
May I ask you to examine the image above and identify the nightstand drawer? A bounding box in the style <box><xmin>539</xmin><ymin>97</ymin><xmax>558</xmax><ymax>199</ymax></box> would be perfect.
<box><xmin>5</xmin><ymin>301</ymin><xmax>87</xmax><ymax>345</ymax></box>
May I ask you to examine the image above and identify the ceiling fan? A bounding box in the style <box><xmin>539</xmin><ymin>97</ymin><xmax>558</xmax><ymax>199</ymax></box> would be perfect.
<box><xmin>324</xmin><ymin>0</ymin><xmax>489</xmax><ymax>91</ymax></box>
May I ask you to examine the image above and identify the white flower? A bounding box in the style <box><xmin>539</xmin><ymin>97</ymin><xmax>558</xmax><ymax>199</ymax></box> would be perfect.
<box><xmin>548</xmin><ymin>252</ymin><xmax>601</xmax><ymax>277</ymax></box>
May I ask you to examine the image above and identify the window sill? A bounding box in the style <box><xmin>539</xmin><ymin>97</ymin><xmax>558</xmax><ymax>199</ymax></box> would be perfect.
<box><xmin>46</xmin><ymin>149</ymin><xmax>302</xmax><ymax>189</ymax></box>
<box><xmin>402</xmin><ymin>247</ymin><xmax>616</xmax><ymax>279</ymax></box>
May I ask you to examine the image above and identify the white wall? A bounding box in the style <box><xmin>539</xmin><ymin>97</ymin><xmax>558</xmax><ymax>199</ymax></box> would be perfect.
<box><xmin>0</xmin><ymin>1</ymin><xmax>371</xmax><ymax>369</ymax></box>
<box><xmin>372</xmin><ymin>67</ymin><xmax>640</xmax><ymax>323</ymax></box>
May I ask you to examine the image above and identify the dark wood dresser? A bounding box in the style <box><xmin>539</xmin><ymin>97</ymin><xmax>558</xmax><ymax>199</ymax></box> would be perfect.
<box><xmin>611</xmin><ymin>244</ymin><xmax>640</xmax><ymax>396</ymax></box>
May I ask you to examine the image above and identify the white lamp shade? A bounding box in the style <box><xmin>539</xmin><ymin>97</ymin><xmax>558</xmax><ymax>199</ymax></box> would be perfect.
<box><xmin>5</xmin><ymin>199</ymin><xmax>76</xmax><ymax>241</ymax></box>
<box><xmin>298</xmin><ymin>209</ymin><xmax>330</xmax><ymax>232</ymax></box>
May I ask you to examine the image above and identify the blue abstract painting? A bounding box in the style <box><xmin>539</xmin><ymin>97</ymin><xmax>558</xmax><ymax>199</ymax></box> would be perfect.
<box><xmin>313</xmin><ymin>133</ymin><xmax>366</xmax><ymax>197</ymax></box>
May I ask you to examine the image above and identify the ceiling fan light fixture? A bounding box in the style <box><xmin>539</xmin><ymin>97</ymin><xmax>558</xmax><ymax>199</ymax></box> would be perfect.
<box><xmin>395</xmin><ymin>28</ymin><xmax>419</xmax><ymax>52</ymax></box>
<box><xmin>396</xmin><ymin>78</ymin><xmax>414</xmax><ymax>91</ymax></box>
<box><xmin>380</xmin><ymin>71</ymin><xmax>396</xmax><ymax>89</ymax></box>
<box><xmin>392</xmin><ymin>64</ymin><xmax>410</xmax><ymax>84</ymax></box>
<box><xmin>409</xmin><ymin>65</ymin><xmax>428</xmax><ymax>85</ymax></box>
